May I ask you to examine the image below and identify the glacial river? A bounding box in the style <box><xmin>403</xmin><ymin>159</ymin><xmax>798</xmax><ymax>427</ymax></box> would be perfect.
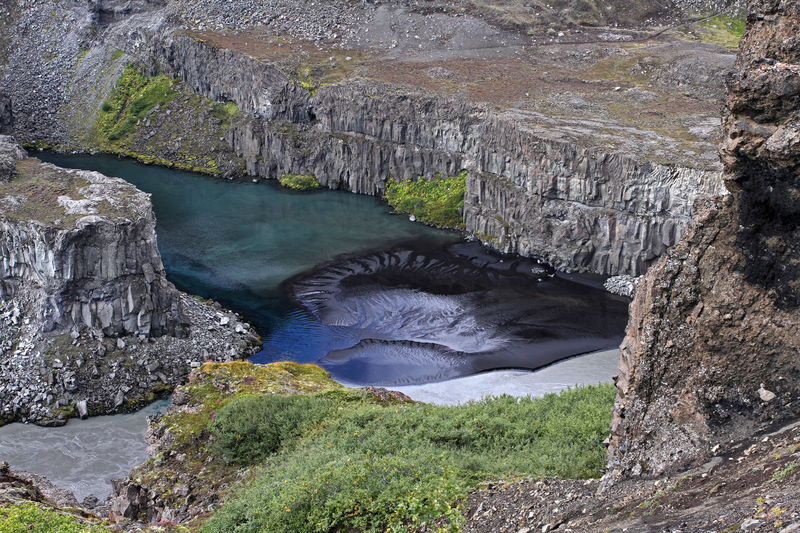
<box><xmin>0</xmin><ymin>153</ymin><xmax>628</xmax><ymax>500</ymax></box>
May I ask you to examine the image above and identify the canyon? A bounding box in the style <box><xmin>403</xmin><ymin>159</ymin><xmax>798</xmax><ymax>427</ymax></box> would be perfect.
<box><xmin>0</xmin><ymin>0</ymin><xmax>798</xmax><ymax>531</ymax></box>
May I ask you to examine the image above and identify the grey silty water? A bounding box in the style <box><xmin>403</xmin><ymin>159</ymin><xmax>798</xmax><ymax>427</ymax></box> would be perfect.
<box><xmin>0</xmin><ymin>399</ymin><xmax>169</xmax><ymax>501</ymax></box>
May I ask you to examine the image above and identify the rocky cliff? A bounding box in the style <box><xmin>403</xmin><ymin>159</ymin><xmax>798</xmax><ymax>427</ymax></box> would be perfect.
<box><xmin>607</xmin><ymin>0</ymin><xmax>800</xmax><ymax>479</ymax></box>
<box><xmin>0</xmin><ymin>137</ymin><xmax>260</xmax><ymax>425</ymax></box>
<box><xmin>0</xmin><ymin>136</ymin><xmax>185</xmax><ymax>338</ymax></box>
<box><xmin>0</xmin><ymin>0</ymin><xmax>734</xmax><ymax>276</ymax></box>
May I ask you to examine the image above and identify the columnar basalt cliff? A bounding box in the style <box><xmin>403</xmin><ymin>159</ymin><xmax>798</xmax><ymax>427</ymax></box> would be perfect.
<box><xmin>0</xmin><ymin>137</ymin><xmax>260</xmax><ymax>425</ymax></box>
<box><xmin>139</xmin><ymin>35</ymin><xmax>725</xmax><ymax>275</ymax></box>
<box><xmin>0</xmin><ymin>137</ymin><xmax>185</xmax><ymax>338</ymax></box>
<box><xmin>0</xmin><ymin>0</ymin><xmax>734</xmax><ymax>276</ymax></box>
<box><xmin>607</xmin><ymin>0</ymin><xmax>800</xmax><ymax>479</ymax></box>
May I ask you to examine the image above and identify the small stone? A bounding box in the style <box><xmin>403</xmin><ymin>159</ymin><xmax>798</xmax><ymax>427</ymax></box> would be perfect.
<box><xmin>219</xmin><ymin>316</ymin><xmax>230</xmax><ymax>326</ymax></box>
<box><xmin>758</xmin><ymin>383</ymin><xmax>776</xmax><ymax>402</ymax></box>
<box><xmin>76</xmin><ymin>400</ymin><xmax>88</xmax><ymax>420</ymax></box>
<box><xmin>116</xmin><ymin>338</ymin><xmax>125</xmax><ymax>350</ymax></box>
<box><xmin>114</xmin><ymin>390</ymin><xmax>125</xmax><ymax>408</ymax></box>
<box><xmin>741</xmin><ymin>518</ymin><xmax>761</xmax><ymax>531</ymax></box>
<box><xmin>190</xmin><ymin>361</ymin><xmax>202</xmax><ymax>368</ymax></box>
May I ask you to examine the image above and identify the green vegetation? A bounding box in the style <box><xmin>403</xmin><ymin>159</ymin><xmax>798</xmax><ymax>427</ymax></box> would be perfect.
<box><xmin>279</xmin><ymin>173</ymin><xmax>321</xmax><ymax>190</ymax></box>
<box><xmin>0</xmin><ymin>502</ymin><xmax>110</xmax><ymax>533</ymax></box>
<box><xmin>211</xmin><ymin>101</ymin><xmax>239</xmax><ymax>122</ymax></box>
<box><xmin>773</xmin><ymin>462</ymin><xmax>800</xmax><ymax>483</ymax></box>
<box><xmin>697</xmin><ymin>14</ymin><xmax>746</xmax><ymax>48</ymax></box>
<box><xmin>385</xmin><ymin>170</ymin><xmax>468</xmax><ymax>229</ymax></box>
<box><xmin>95</xmin><ymin>64</ymin><xmax>178</xmax><ymax>144</ymax></box>
<box><xmin>209</xmin><ymin>394</ymin><xmax>315</xmax><ymax>465</ymax></box>
<box><xmin>203</xmin><ymin>382</ymin><xmax>615</xmax><ymax>533</ymax></box>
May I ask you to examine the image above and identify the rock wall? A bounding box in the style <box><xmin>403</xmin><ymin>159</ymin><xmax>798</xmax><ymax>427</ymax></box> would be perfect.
<box><xmin>0</xmin><ymin>0</ymin><xmax>725</xmax><ymax>276</ymax></box>
<box><xmin>607</xmin><ymin>0</ymin><xmax>800</xmax><ymax>479</ymax></box>
<box><xmin>141</xmin><ymin>33</ymin><xmax>722</xmax><ymax>275</ymax></box>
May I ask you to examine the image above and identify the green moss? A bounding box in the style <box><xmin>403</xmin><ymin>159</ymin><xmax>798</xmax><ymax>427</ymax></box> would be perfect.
<box><xmin>0</xmin><ymin>502</ymin><xmax>110</xmax><ymax>533</ymax></box>
<box><xmin>279</xmin><ymin>173</ymin><xmax>321</xmax><ymax>190</ymax></box>
<box><xmin>385</xmin><ymin>170</ymin><xmax>467</xmax><ymax>229</ymax></box>
<box><xmin>111</xmin><ymin>49</ymin><xmax>125</xmax><ymax>61</ymax></box>
<box><xmin>94</xmin><ymin>64</ymin><xmax>178</xmax><ymax>145</ymax></box>
<box><xmin>697</xmin><ymin>14</ymin><xmax>746</xmax><ymax>48</ymax></box>
<box><xmin>773</xmin><ymin>462</ymin><xmax>800</xmax><ymax>482</ymax></box>
<box><xmin>211</xmin><ymin>101</ymin><xmax>239</xmax><ymax>122</ymax></box>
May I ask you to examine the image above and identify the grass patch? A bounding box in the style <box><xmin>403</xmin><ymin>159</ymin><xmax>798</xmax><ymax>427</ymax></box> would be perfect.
<box><xmin>385</xmin><ymin>170</ymin><xmax>467</xmax><ymax>229</ymax></box>
<box><xmin>95</xmin><ymin>64</ymin><xmax>178</xmax><ymax>144</ymax></box>
<box><xmin>0</xmin><ymin>502</ymin><xmax>110</xmax><ymax>533</ymax></box>
<box><xmin>279</xmin><ymin>173</ymin><xmax>320</xmax><ymax>190</ymax></box>
<box><xmin>203</xmin><ymin>383</ymin><xmax>615</xmax><ymax>533</ymax></box>
<box><xmin>211</xmin><ymin>101</ymin><xmax>239</xmax><ymax>122</ymax></box>
<box><xmin>697</xmin><ymin>14</ymin><xmax>745</xmax><ymax>48</ymax></box>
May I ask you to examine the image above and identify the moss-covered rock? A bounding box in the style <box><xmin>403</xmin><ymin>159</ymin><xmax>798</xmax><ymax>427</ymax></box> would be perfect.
<box><xmin>385</xmin><ymin>170</ymin><xmax>467</xmax><ymax>229</ymax></box>
<box><xmin>278</xmin><ymin>173</ymin><xmax>320</xmax><ymax>190</ymax></box>
<box><xmin>88</xmin><ymin>64</ymin><xmax>246</xmax><ymax>178</ymax></box>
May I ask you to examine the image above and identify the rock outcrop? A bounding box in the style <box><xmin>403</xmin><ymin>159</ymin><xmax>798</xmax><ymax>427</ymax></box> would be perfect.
<box><xmin>0</xmin><ymin>138</ymin><xmax>185</xmax><ymax>338</ymax></box>
<box><xmin>607</xmin><ymin>0</ymin><xmax>800</xmax><ymax>479</ymax></box>
<box><xmin>140</xmin><ymin>34</ymin><xmax>725</xmax><ymax>274</ymax></box>
<box><xmin>0</xmin><ymin>138</ymin><xmax>260</xmax><ymax>425</ymax></box>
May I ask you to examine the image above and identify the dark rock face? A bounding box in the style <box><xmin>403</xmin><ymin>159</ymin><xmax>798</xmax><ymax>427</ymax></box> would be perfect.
<box><xmin>0</xmin><ymin>94</ymin><xmax>11</xmax><ymax>134</ymax></box>
<box><xmin>607</xmin><ymin>0</ymin><xmax>800</xmax><ymax>479</ymax></box>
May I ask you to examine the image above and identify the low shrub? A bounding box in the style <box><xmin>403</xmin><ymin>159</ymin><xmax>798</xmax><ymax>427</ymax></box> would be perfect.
<box><xmin>385</xmin><ymin>170</ymin><xmax>467</xmax><ymax>229</ymax></box>
<box><xmin>204</xmin><ymin>384</ymin><xmax>615</xmax><ymax>532</ymax></box>
<box><xmin>210</xmin><ymin>394</ymin><xmax>323</xmax><ymax>465</ymax></box>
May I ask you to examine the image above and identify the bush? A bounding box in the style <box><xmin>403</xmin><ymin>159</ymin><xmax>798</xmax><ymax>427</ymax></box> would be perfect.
<box><xmin>203</xmin><ymin>384</ymin><xmax>616</xmax><ymax>532</ymax></box>
<box><xmin>210</xmin><ymin>394</ymin><xmax>317</xmax><ymax>465</ymax></box>
<box><xmin>385</xmin><ymin>170</ymin><xmax>467</xmax><ymax>229</ymax></box>
<box><xmin>279</xmin><ymin>173</ymin><xmax>321</xmax><ymax>191</ymax></box>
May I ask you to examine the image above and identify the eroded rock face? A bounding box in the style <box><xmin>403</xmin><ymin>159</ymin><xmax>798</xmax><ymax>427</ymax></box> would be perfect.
<box><xmin>0</xmin><ymin>95</ymin><xmax>11</xmax><ymax>134</ymax></box>
<box><xmin>607</xmin><ymin>0</ymin><xmax>800</xmax><ymax>479</ymax></box>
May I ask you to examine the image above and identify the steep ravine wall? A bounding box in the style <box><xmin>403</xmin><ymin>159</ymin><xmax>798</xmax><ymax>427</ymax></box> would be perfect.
<box><xmin>606</xmin><ymin>0</ymin><xmax>800</xmax><ymax>479</ymax></box>
<box><xmin>137</xmin><ymin>32</ymin><xmax>724</xmax><ymax>276</ymax></box>
<box><xmin>0</xmin><ymin>137</ymin><xmax>186</xmax><ymax>339</ymax></box>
